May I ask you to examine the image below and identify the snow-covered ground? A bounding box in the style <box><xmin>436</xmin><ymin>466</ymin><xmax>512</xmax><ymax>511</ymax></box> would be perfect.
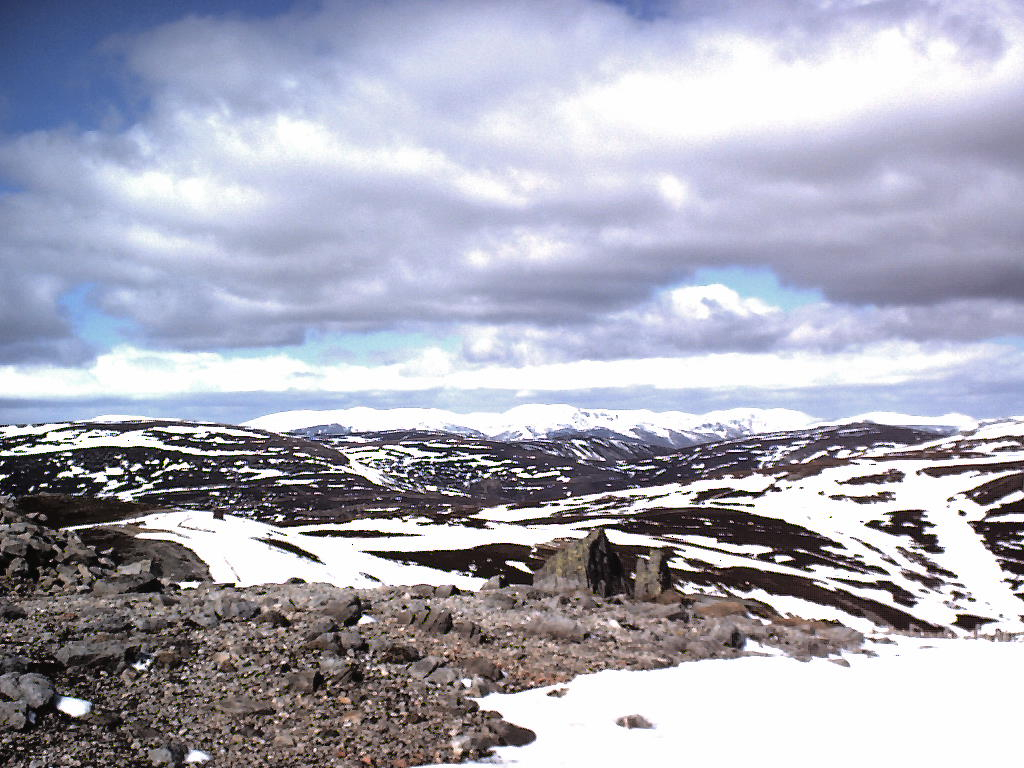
<box><xmin>77</xmin><ymin>510</ymin><xmax>485</xmax><ymax>590</ymax></box>
<box><xmin>432</xmin><ymin>635</ymin><xmax>1021</xmax><ymax>767</ymax></box>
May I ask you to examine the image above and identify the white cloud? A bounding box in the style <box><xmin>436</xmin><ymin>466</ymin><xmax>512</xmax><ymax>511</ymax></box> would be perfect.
<box><xmin>667</xmin><ymin>284</ymin><xmax>777</xmax><ymax>320</ymax></box>
<box><xmin>0</xmin><ymin>339</ymin><xmax>1004</xmax><ymax>401</ymax></box>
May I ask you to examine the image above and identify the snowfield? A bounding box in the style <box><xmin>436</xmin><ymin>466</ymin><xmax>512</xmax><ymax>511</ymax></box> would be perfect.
<box><xmin>91</xmin><ymin>510</ymin><xmax>486</xmax><ymax>590</ymax></box>
<box><xmin>431</xmin><ymin>635</ymin><xmax>1022</xmax><ymax>768</ymax></box>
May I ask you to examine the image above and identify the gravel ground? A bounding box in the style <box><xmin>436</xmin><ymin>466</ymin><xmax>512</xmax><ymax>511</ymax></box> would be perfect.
<box><xmin>0</xmin><ymin>498</ymin><xmax>867</xmax><ymax>767</ymax></box>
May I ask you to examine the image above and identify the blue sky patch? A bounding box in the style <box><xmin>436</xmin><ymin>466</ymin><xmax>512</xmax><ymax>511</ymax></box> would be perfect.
<box><xmin>689</xmin><ymin>267</ymin><xmax>824</xmax><ymax>310</ymax></box>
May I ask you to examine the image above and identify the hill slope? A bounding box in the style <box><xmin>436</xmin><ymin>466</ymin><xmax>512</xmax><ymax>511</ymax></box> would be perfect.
<box><xmin>2</xmin><ymin>415</ymin><xmax>1021</xmax><ymax>633</ymax></box>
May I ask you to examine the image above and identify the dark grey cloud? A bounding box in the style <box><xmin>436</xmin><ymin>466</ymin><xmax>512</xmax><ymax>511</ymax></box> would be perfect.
<box><xmin>458</xmin><ymin>287</ymin><xmax>1024</xmax><ymax>366</ymax></box>
<box><xmin>0</xmin><ymin>262</ymin><xmax>92</xmax><ymax>364</ymax></box>
<box><xmin>0</xmin><ymin>0</ymin><xmax>1021</xmax><ymax>362</ymax></box>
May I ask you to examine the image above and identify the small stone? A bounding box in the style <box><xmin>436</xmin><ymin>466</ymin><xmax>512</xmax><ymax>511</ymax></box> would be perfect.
<box><xmin>0</xmin><ymin>601</ymin><xmax>27</xmax><ymax>619</ymax></box>
<box><xmin>17</xmin><ymin>673</ymin><xmax>54</xmax><ymax>709</ymax></box>
<box><xmin>409</xmin><ymin>656</ymin><xmax>442</xmax><ymax>679</ymax></box>
<box><xmin>55</xmin><ymin>639</ymin><xmax>135</xmax><ymax>668</ymax></box>
<box><xmin>488</xmin><ymin>719</ymin><xmax>537</xmax><ymax>746</ymax></box>
<box><xmin>319</xmin><ymin>656</ymin><xmax>361</xmax><ymax>685</ymax></box>
<box><xmin>372</xmin><ymin>641</ymin><xmax>421</xmax><ymax>663</ymax></box>
<box><xmin>214</xmin><ymin>696</ymin><xmax>275</xmax><ymax>716</ymax></box>
<box><xmin>451</xmin><ymin>729</ymin><xmax>497</xmax><ymax>758</ymax></box>
<box><xmin>0</xmin><ymin>700</ymin><xmax>28</xmax><ymax>731</ymax></box>
<box><xmin>92</xmin><ymin>573</ymin><xmax>161</xmax><ymax>596</ymax></box>
<box><xmin>337</xmin><ymin>630</ymin><xmax>366</xmax><ymax>652</ymax></box>
<box><xmin>465</xmin><ymin>677</ymin><xmax>497</xmax><ymax>697</ymax></box>
<box><xmin>273</xmin><ymin>731</ymin><xmax>297</xmax><ymax>747</ymax></box>
<box><xmin>188</xmin><ymin>610</ymin><xmax>220</xmax><ymax>629</ymax></box>
<box><xmin>0</xmin><ymin>656</ymin><xmax>30</xmax><ymax>674</ymax></box>
<box><xmin>452</xmin><ymin>620</ymin><xmax>484</xmax><ymax>643</ymax></box>
<box><xmin>527</xmin><ymin>615</ymin><xmax>585</xmax><ymax>642</ymax></box>
<box><xmin>463</xmin><ymin>657</ymin><xmax>503</xmax><ymax>681</ymax></box>
<box><xmin>285</xmin><ymin>670</ymin><xmax>322</xmax><ymax>694</ymax></box>
<box><xmin>117</xmin><ymin>559</ymin><xmax>155</xmax><ymax>576</ymax></box>
<box><xmin>214</xmin><ymin>596</ymin><xmax>260</xmax><ymax>621</ymax></box>
<box><xmin>615</xmin><ymin>714</ymin><xmax>654</xmax><ymax>729</ymax></box>
<box><xmin>321</xmin><ymin>596</ymin><xmax>362</xmax><ymax>626</ymax></box>
<box><xmin>306</xmin><ymin>616</ymin><xmax>338</xmax><ymax>637</ymax></box>
<box><xmin>425</xmin><ymin>667</ymin><xmax>460</xmax><ymax>686</ymax></box>
<box><xmin>0</xmin><ymin>672</ymin><xmax>21</xmax><ymax>701</ymax></box>
<box><xmin>479</xmin><ymin>575</ymin><xmax>507</xmax><ymax>590</ymax></box>
<box><xmin>694</xmin><ymin>600</ymin><xmax>748</xmax><ymax>618</ymax></box>
<box><xmin>133</xmin><ymin>616</ymin><xmax>171</xmax><ymax>633</ymax></box>
<box><xmin>259</xmin><ymin>609</ymin><xmax>291</xmax><ymax>627</ymax></box>
<box><xmin>148</xmin><ymin>744</ymin><xmax>186</xmax><ymax>766</ymax></box>
<box><xmin>210</xmin><ymin>651</ymin><xmax>234</xmax><ymax>671</ymax></box>
<box><xmin>307</xmin><ymin>632</ymin><xmax>342</xmax><ymax>653</ymax></box>
<box><xmin>84</xmin><ymin>708</ymin><xmax>123</xmax><ymax>728</ymax></box>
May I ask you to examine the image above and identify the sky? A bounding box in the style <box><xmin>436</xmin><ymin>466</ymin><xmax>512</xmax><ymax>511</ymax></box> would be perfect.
<box><xmin>1</xmin><ymin>0</ymin><xmax>1023</xmax><ymax>425</ymax></box>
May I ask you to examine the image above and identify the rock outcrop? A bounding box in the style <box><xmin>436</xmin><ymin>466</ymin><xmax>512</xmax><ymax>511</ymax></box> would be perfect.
<box><xmin>531</xmin><ymin>528</ymin><xmax>626</xmax><ymax>597</ymax></box>
<box><xmin>633</xmin><ymin>548</ymin><xmax>674</xmax><ymax>602</ymax></box>
<box><xmin>0</xmin><ymin>496</ymin><xmax>165</xmax><ymax>597</ymax></box>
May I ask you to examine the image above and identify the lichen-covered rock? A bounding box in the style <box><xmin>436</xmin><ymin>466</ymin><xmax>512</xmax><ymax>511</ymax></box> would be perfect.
<box><xmin>532</xmin><ymin>528</ymin><xmax>626</xmax><ymax>597</ymax></box>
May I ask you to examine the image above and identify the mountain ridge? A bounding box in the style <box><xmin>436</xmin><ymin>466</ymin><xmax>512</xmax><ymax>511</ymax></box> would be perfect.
<box><xmin>242</xmin><ymin>404</ymin><xmax>977</xmax><ymax>448</ymax></box>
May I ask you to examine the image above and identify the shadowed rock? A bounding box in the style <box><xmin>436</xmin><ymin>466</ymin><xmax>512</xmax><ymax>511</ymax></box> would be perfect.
<box><xmin>532</xmin><ymin>528</ymin><xmax>626</xmax><ymax>597</ymax></box>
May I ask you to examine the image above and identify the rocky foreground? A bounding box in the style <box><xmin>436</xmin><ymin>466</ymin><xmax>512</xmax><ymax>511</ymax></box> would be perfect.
<box><xmin>1</xmin><ymin>496</ymin><xmax>868</xmax><ymax>767</ymax></box>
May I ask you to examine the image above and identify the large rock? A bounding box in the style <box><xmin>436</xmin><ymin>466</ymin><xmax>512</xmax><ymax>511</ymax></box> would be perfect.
<box><xmin>532</xmin><ymin>528</ymin><xmax>626</xmax><ymax>597</ymax></box>
<box><xmin>633</xmin><ymin>548</ymin><xmax>673</xmax><ymax>602</ymax></box>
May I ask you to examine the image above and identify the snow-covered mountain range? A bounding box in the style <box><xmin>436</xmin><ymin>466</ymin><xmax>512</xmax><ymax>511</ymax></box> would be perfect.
<box><xmin>243</xmin><ymin>404</ymin><xmax>977</xmax><ymax>448</ymax></box>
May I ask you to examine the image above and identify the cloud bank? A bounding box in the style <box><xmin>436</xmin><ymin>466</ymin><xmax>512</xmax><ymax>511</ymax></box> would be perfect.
<box><xmin>1</xmin><ymin>0</ymin><xmax>1022</xmax><ymax>418</ymax></box>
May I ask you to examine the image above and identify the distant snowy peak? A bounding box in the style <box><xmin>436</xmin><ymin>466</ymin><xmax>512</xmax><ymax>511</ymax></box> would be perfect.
<box><xmin>817</xmin><ymin>411</ymin><xmax>979</xmax><ymax>432</ymax></box>
<box><xmin>245</xmin><ymin>405</ymin><xmax>825</xmax><ymax>447</ymax></box>
<box><xmin>244</xmin><ymin>407</ymin><xmax>490</xmax><ymax>438</ymax></box>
